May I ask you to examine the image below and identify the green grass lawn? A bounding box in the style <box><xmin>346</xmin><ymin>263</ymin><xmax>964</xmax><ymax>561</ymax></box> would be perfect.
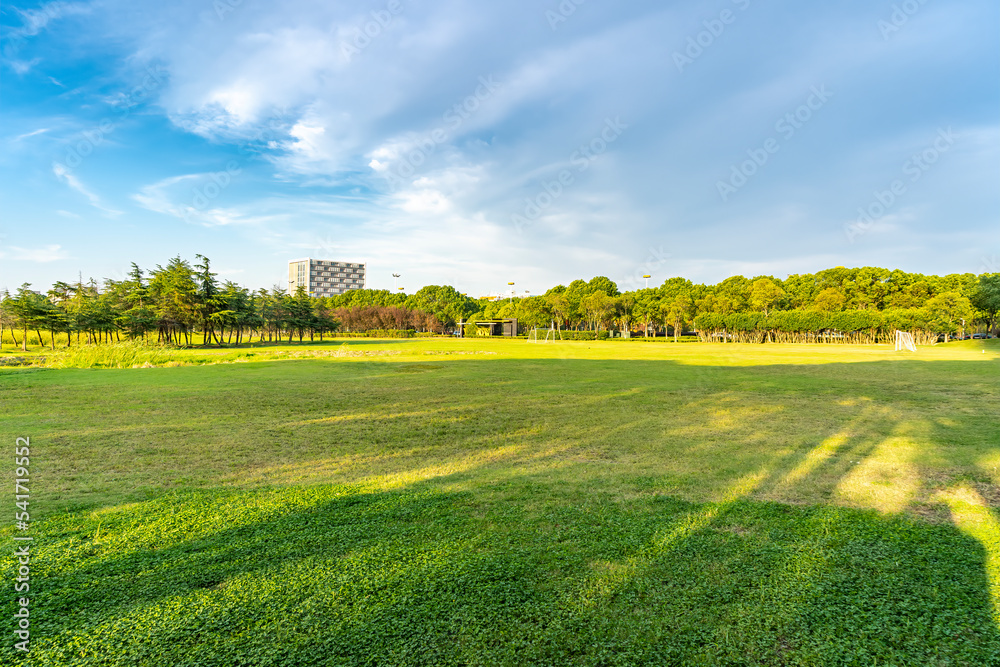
<box><xmin>2</xmin><ymin>338</ymin><xmax>999</xmax><ymax>665</ymax></box>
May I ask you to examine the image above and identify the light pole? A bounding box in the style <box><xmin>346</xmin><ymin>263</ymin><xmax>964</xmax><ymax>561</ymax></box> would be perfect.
<box><xmin>507</xmin><ymin>282</ymin><xmax>515</xmax><ymax>303</ymax></box>
<box><xmin>643</xmin><ymin>274</ymin><xmax>651</xmax><ymax>289</ymax></box>
<box><xmin>392</xmin><ymin>273</ymin><xmax>400</xmax><ymax>290</ymax></box>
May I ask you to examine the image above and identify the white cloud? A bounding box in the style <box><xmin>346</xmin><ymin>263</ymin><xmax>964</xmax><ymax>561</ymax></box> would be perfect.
<box><xmin>13</xmin><ymin>128</ymin><xmax>50</xmax><ymax>141</ymax></box>
<box><xmin>131</xmin><ymin>173</ymin><xmax>201</xmax><ymax>217</ymax></box>
<box><xmin>10</xmin><ymin>0</ymin><xmax>992</xmax><ymax>294</ymax></box>
<box><xmin>132</xmin><ymin>174</ymin><xmax>288</xmax><ymax>227</ymax></box>
<box><xmin>0</xmin><ymin>244</ymin><xmax>70</xmax><ymax>263</ymax></box>
<box><xmin>14</xmin><ymin>1</ymin><xmax>90</xmax><ymax>37</ymax></box>
<box><xmin>9</xmin><ymin>58</ymin><xmax>42</xmax><ymax>75</ymax></box>
<box><xmin>52</xmin><ymin>164</ymin><xmax>121</xmax><ymax>216</ymax></box>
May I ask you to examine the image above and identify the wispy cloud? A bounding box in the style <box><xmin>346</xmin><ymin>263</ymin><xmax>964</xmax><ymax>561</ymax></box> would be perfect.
<box><xmin>132</xmin><ymin>174</ymin><xmax>286</xmax><ymax>227</ymax></box>
<box><xmin>9</xmin><ymin>58</ymin><xmax>42</xmax><ymax>74</ymax></box>
<box><xmin>2</xmin><ymin>0</ymin><xmax>997</xmax><ymax>292</ymax></box>
<box><xmin>0</xmin><ymin>244</ymin><xmax>70</xmax><ymax>263</ymax></box>
<box><xmin>52</xmin><ymin>163</ymin><xmax>121</xmax><ymax>216</ymax></box>
<box><xmin>13</xmin><ymin>128</ymin><xmax>50</xmax><ymax>142</ymax></box>
<box><xmin>13</xmin><ymin>1</ymin><xmax>91</xmax><ymax>38</ymax></box>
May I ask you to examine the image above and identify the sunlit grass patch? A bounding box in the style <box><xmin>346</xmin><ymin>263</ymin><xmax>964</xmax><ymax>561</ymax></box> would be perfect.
<box><xmin>2</xmin><ymin>339</ymin><xmax>999</xmax><ymax>663</ymax></box>
<box><xmin>2</xmin><ymin>486</ymin><xmax>997</xmax><ymax>666</ymax></box>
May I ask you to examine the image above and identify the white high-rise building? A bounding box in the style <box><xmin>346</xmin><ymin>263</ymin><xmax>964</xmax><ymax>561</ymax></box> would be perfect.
<box><xmin>287</xmin><ymin>258</ymin><xmax>367</xmax><ymax>296</ymax></box>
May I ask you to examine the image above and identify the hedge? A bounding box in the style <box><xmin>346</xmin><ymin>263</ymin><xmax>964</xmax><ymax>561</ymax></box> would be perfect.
<box><xmin>366</xmin><ymin>329</ymin><xmax>416</xmax><ymax>338</ymax></box>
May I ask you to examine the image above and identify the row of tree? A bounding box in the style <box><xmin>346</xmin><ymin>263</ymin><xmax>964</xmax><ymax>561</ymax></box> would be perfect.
<box><xmin>0</xmin><ymin>256</ymin><xmax>451</xmax><ymax>350</ymax></box>
<box><xmin>472</xmin><ymin>272</ymin><xmax>999</xmax><ymax>341</ymax></box>
<box><xmin>694</xmin><ymin>309</ymin><xmax>953</xmax><ymax>345</ymax></box>
<box><xmin>2</xmin><ymin>257</ymin><xmax>999</xmax><ymax>349</ymax></box>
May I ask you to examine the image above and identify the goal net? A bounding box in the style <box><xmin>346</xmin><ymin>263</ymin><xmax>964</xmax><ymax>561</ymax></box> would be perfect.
<box><xmin>894</xmin><ymin>330</ymin><xmax>916</xmax><ymax>352</ymax></box>
<box><xmin>528</xmin><ymin>326</ymin><xmax>562</xmax><ymax>343</ymax></box>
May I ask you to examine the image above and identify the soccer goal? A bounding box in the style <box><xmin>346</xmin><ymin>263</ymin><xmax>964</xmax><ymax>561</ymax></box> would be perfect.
<box><xmin>528</xmin><ymin>326</ymin><xmax>562</xmax><ymax>343</ymax></box>
<box><xmin>894</xmin><ymin>330</ymin><xmax>917</xmax><ymax>352</ymax></box>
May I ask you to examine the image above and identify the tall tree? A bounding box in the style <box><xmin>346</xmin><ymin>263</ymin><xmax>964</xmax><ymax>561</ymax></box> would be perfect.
<box><xmin>587</xmin><ymin>276</ymin><xmax>620</xmax><ymax>297</ymax></box>
<box><xmin>545</xmin><ymin>292</ymin><xmax>570</xmax><ymax>332</ymax></box>
<box><xmin>149</xmin><ymin>256</ymin><xmax>199</xmax><ymax>345</ymax></box>
<box><xmin>581</xmin><ymin>290</ymin><xmax>615</xmax><ymax>331</ymax></box>
<box><xmin>614</xmin><ymin>293</ymin><xmax>636</xmax><ymax>338</ymax></box>
<box><xmin>661</xmin><ymin>294</ymin><xmax>693</xmax><ymax>342</ymax></box>
<box><xmin>925</xmin><ymin>291</ymin><xmax>973</xmax><ymax>342</ymax></box>
<box><xmin>750</xmin><ymin>278</ymin><xmax>785</xmax><ymax>316</ymax></box>
<box><xmin>812</xmin><ymin>287</ymin><xmax>846</xmax><ymax>312</ymax></box>
<box><xmin>971</xmin><ymin>274</ymin><xmax>1000</xmax><ymax>333</ymax></box>
<box><xmin>194</xmin><ymin>254</ymin><xmax>221</xmax><ymax>345</ymax></box>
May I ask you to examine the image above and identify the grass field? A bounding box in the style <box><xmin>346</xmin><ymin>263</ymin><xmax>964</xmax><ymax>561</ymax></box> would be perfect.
<box><xmin>2</xmin><ymin>338</ymin><xmax>999</xmax><ymax>665</ymax></box>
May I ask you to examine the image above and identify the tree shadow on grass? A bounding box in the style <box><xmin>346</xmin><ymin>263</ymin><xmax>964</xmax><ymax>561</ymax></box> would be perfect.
<box><xmin>4</xmin><ymin>477</ymin><xmax>999</xmax><ymax>666</ymax></box>
<box><xmin>4</xmin><ymin>355</ymin><xmax>1000</xmax><ymax>664</ymax></box>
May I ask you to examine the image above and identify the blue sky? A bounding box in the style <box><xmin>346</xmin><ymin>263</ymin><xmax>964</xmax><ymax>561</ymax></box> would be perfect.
<box><xmin>1</xmin><ymin>0</ymin><xmax>997</xmax><ymax>296</ymax></box>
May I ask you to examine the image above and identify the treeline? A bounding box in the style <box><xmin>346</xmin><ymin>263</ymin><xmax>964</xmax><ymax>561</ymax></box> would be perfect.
<box><xmin>2</xmin><ymin>258</ymin><xmax>999</xmax><ymax>349</ymax></box>
<box><xmin>0</xmin><ymin>256</ymin><xmax>449</xmax><ymax>351</ymax></box>
<box><xmin>694</xmin><ymin>310</ymin><xmax>946</xmax><ymax>345</ymax></box>
<box><xmin>472</xmin><ymin>270</ymin><xmax>999</xmax><ymax>343</ymax></box>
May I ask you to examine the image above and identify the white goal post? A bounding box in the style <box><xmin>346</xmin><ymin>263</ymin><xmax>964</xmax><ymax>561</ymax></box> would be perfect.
<box><xmin>894</xmin><ymin>330</ymin><xmax>916</xmax><ymax>352</ymax></box>
<box><xmin>528</xmin><ymin>326</ymin><xmax>562</xmax><ymax>343</ymax></box>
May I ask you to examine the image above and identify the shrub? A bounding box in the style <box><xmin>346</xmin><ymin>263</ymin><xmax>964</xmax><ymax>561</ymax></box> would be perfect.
<box><xmin>555</xmin><ymin>331</ymin><xmax>597</xmax><ymax>341</ymax></box>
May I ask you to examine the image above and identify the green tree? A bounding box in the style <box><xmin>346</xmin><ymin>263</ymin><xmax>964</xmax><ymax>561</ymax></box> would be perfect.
<box><xmin>614</xmin><ymin>293</ymin><xmax>636</xmax><ymax>337</ymax></box>
<box><xmin>925</xmin><ymin>291</ymin><xmax>973</xmax><ymax>341</ymax></box>
<box><xmin>581</xmin><ymin>290</ymin><xmax>614</xmax><ymax>331</ymax></box>
<box><xmin>971</xmin><ymin>274</ymin><xmax>1000</xmax><ymax>333</ymax></box>
<box><xmin>8</xmin><ymin>284</ymin><xmax>51</xmax><ymax>351</ymax></box>
<box><xmin>149</xmin><ymin>256</ymin><xmax>199</xmax><ymax>345</ymax></box>
<box><xmin>516</xmin><ymin>296</ymin><xmax>552</xmax><ymax>331</ymax></box>
<box><xmin>587</xmin><ymin>276</ymin><xmax>620</xmax><ymax>297</ymax></box>
<box><xmin>634</xmin><ymin>289</ymin><xmax>660</xmax><ymax>337</ymax></box>
<box><xmin>286</xmin><ymin>287</ymin><xmax>316</xmax><ymax>342</ymax></box>
<box><xmin>545</xmin><ymin>292</ymin><xmax>570</xmax><ymax>332</ymax></box>
<box><xmin>661</xmin><ymin>294</ymin><xmax>693</xmax><ymax>342</ymax></box>
<box><xmin>750</xmin><ymin>277</ymin><xmax>785</xmax><ymax>316</ymax></box>
<box><xmin>194</xmin><ymin>254</ymin><xmax>221</xmax><ymax>345</ymax></box>
<box><xmin>406</xmin><ymin>285</ymin><xmax>474</xmax><ymax>329</ymax></box>
<box><xmin>563</xmin><ymin>280</ymin><xmax>590</xmax><ymax>329</ymax></box>
<box><xmin>812</xmin><ymin>287</ymin><xmax>846</xmax><ymax>312</ymax></box>
<box><xmin>659</xmin><ymin>277</ymin><xmax>694</xmax><ymax>302</ymax></box>
<box><xmin>714</xmin><ymin>275</ymin><xmax>752</xmax><ymax>312</ymax></box>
